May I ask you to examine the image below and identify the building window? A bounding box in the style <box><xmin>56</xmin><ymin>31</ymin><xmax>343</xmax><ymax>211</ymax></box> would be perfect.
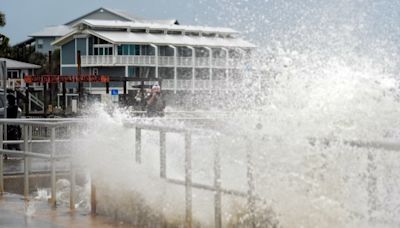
<box><xmin>7</xmin><ymin>70</ymin><xmax>19</xmax><ymax>79</ymax></box>
<box><xmin>93</xmin><ymin>45</ymin><xmax>113</xmax><ymax>56</ymax></box>
<box><xmin>135</xmin><ymin>45</ymin><xmax>140</xmax><ymax>55</ymax></box>
<box><xmin>92</xmin><ymin>37</ymin><xmax>109</xmax><ymax>45</ymax></box>
<box><xmin>93</xmin><ymin>68</ymin><xmax>98</xmax><ymax>75</ymax></box>
<box><xmin>37</xmin><ymin>39</ymin><xmax>43</xmax><ymax>49</ymax></box>
<box><xmin>140</xmin><ymin>45</ymin><xmax>155</xmax><ymax>55</ymax></box>
<box><xmin>128</xmin><ymin>66</ymin><xmax>135</xmax><ymax>77</ymax></box>
<box><xmin>118</xmin><ymin>44</ymin><xmax>136</xmax><ymax>55</ymax></box>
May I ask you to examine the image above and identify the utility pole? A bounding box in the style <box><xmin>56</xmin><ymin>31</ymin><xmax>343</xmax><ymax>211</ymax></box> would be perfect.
<box><xmin>48</xmin><ymin>51</ymin><xmax>53</xmax><ymax>114</ymax></box>
<box><xmin>77</xmin><ymin>51</ymin><xmax>82</xmax><ymax>109</ymax></box>
<box><xmin>1</xmin><ymin>61</ymin><xmax>6</xmax><ymax>119</ymax></box>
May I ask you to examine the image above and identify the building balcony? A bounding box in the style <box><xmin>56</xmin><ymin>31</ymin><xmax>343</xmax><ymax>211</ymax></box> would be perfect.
<box><xmin>81</xmin><ymin>55</ymin><xmax>244</xmax><ymax>68</ymax></box>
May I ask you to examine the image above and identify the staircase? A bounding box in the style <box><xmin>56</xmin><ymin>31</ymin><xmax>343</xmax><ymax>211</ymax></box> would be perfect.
<box><xmin>17</xmin><ymin>90</ymin><xmax>45</xmax><ymax>114</ymax></box>
<box><xmin>28</xmin><ymin>93</ymin><xmax>45</xmax><ymax>114</ymax></box>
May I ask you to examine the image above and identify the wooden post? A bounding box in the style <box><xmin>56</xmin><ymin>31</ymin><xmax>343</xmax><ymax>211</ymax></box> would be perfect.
<box><xmin>159</xmin><ymin>130</ymin><xmax>166</xmax><ymax>178</ymax></box>
<box><xmin>1</xmin><ymin>61</ymin><xmax>7</xmax><ymax>119</ymax></box>
<box><xmin>48</xmin><ymin>51</ymin><xmax>53</xmax><ymax>111</ymax></box>
<box><xmin>77</xmin><ymin>50</ymin><xmax>82</xmax><ymax>107</ymax></box>
<box><xmin>62</xmin><ymin>82</ymin><xmax>66</xmax><ymax>111</ymax></box>
<box><xmin>135</xmin><ymin>127</ymin><xmax>141</xmax><ymax>163</ymax></box>
<box><xmin>123</xmin><ymin>79</ymin><xmax>127</xmax><ymax>104</ymax></box>
<box><xmin>43</xmin><ymin>83</ymin><xmax>48</xmax><ymax>116</ymax></box>
<box><xmin>0</xmin><ymin>124</ymin><xmax>3</xmax><ymax>196</ymax></box>
<box><xmin>25</xmin><ymin>85</ymin><xmax>30</xmax><ymax>116</ymax></box>
<box><xmin>91</xmin><ymin>180</ymin><xmax>97</xmax><ymax>216</ymax></box>
<box><xmin>185</xmin><ymin>132</ymin><xmax>192</xmax><ymax>228</ymax></box>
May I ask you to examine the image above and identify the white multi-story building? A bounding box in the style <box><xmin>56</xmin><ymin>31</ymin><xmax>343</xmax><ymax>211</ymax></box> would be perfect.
<box><xmin>50</xmin><ymin>8</ymin><xmax>255</xmax><ymax>98</ymax></box>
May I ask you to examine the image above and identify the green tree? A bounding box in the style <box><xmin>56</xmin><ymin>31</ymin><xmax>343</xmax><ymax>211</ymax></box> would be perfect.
<box><xmin>51</xmin><ymin>49</ymin><xmax>60</xmax><ymax>74</ymax></box>
<box><xmin>0</xmin><ymin>11</ymin><xmax>60</xmax><ymax>75</ymax></box>
<box><xmin>0</xmin><ymin>11</ymin><xmax>5</xmax><ymax>27</ymax></box>
<box><xmin>0</xmin><ymin>11</ymin><xmax>8</xmax><ymax>56</ymax></box>
<box><xmin>28</xmin><ymin>52</ymin><xmax>47</xmax><ymax>75</ymax></box>
<box><xmin>0</xmin><ymin>34</ymin><xmax>9</xmax><ymax>56</ymax></box>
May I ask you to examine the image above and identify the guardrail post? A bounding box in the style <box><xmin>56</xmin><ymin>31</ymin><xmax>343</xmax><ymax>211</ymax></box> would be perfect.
<box><xmin>23</xmin><ymin>125</ymin><xmax>29</xmax><ymax>200</ymax></box>
<box><xmin>214</xmin><ymin>136</ymin><xmax>222</xmax><ymax>228</ymax></box>
<box><xmin>68</xmin><ymin>123</ymin><xmax>76</xmax><ymax>210</ymax></box>
<box><xmin>28</xmin><ymin>125</ymin><xmax>32</xmax><ymax>174</ymax></box>
<box><xmin>185</xmin><ymin>131</ymin><xmax>192</xmax><ymax>228</ymax></box>
<box><xmin>246</xmin><ymin>139</ymin><xmax>256</xmax><ymax>228</ymax></box>
<box><xmin>135</xmin><ymin>127</ymin><xmax>141</xmax><ymax>163</ymax></box>
<box><xmin>160</xmin><ymin>130</ymin><xmax>166</xmax><ymax>178</ymax></box>
<box><xmin>91</xmin><ymin>178</ymin><xmax>97</xmax><ymax>216</ymax></box>
<box><xmin>70</xmin><ymin>154</ymin><xmax>76</xmax><ymax>210</ymax></box>
<box><xmin>50</xmin><ymin>126</ymin><xmax>56</xmax><ymax>208</ymax></box>
<box><xmin>367</xmin><ymin>151</ymin><xmax>377</xmax><ymax>221</ymax></box>
<box><xmin>0</xmin><ymin>124</ymin><xmax>3</xmax><ymax>196</ymax></box>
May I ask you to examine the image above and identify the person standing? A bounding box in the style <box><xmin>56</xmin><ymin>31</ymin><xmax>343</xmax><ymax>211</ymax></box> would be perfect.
<box><xmin>6</xmin><ymin>94</ymin><xmax>21</xmax><ymax>150</ymax></box>
<box><xmin>146</xmin><ymin>84</ymin><xmax>166</xmax><ymax>117</ymax></box>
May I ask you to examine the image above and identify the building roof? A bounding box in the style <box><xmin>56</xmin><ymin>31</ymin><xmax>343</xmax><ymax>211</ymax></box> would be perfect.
<box><xmin>74</xmin><ymin>19</ymin><xmax>238</xmax><ymax>35</ymax></box>
<box><xmin>100</xmin><ymin>8</ymin><xmax>143</xmax><ymax>21</ymax></box>
<box><xmin>111</xmin><ymin>9</ymin><xmax>179</xmax><ymax>25</ymax></box>
<box><xmin>12</xmin><ymin>38</ymin><xmax>35</xmax><ymax>47</ymax></box>
<box><xmin>27</xmin><ymin>7</ymin><xmax>180</xmax><ymax>42</ymax></box>
<box><xmin>47</xmin><ymin>8</ymin><xmax>255</xmax><ymax>49</ymax></box>
<box><xmin>0</xmin><ymin>58</ymin><xmax>41</xmax><ymax>69</ymax></box>
<box><xmin>144</xmin><ymin>19</ymin><xmax>179</xmax><ymax>25</ymax></box>
<box><xmin>64</xmin><ymin>7</ymin><xmax>178</xmax><ymax>26</ymax></box>
<box><xmin>29</xmin><ymin>25</ymin><xmax>73</xmax><ymax>37</ymax></box>
<box><xmin>64</xmin><ymin>7</ymin><xmax>131</xmax><ymax>25</ymax></box>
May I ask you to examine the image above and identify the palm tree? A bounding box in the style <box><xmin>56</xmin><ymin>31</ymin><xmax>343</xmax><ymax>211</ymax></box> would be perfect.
<box><xmin>0</xmin><ymin>11</ymin><xmax>5</xmax><ymax>27</ymax></box>
<box><xmin>0</xmin><ymin>11</ymin><xmax>8</xmax><ymax>56</ymax></box>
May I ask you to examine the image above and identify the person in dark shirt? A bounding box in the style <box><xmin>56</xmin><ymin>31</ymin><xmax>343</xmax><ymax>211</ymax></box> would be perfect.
<box><xmin>6</xmin><ymin>94</ymin><xmax>18</xmax><ymax>118</ymax></box>
<box><xmin>146</xmin><ymin>84</ymin><xmax>166</xmax><ymax>117</ymax></box>
<box><xmin>6</xmin><ymin>94</ymin><xmax>21</xmax><ymax>151</ymax></box>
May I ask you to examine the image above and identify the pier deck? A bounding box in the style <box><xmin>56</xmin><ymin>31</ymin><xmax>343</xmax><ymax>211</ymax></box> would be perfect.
<box><xmin>0</xmin><ymin>193</ymin><xmax>131</xmax><ymax>228</ymax></box>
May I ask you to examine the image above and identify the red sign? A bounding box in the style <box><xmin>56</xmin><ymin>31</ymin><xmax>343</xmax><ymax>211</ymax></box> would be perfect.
<box><xmin>24</xmin><ymin>75</ymin><xmax>110</xmax><ymax>84</ymax></box>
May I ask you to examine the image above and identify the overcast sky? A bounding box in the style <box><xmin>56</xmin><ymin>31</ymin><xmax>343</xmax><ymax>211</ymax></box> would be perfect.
<box><xmin>2</xmin><ymin>0</ymin><xmax>400</xmax><ymax>53</ymax></box>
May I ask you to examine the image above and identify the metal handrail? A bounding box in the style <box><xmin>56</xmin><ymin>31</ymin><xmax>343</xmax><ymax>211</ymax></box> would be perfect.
<box><xmin>123</xmin><ymin>118</ymin><xmax>400</xmax><ymax>227</ymax></box>
<box><xmin>0</xmin><ymin>120</ymin><xmax>78</xmax><ymax>210</ymax></box>
<box><xmin>122</xmin><ymin>120</ymin><xmax>258</xmax><ymax>228</ymax></box>
<box><xmin>1</xmin><ymin>117</ymin><xmax>398</xmax><ymax>227</ymax></box>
